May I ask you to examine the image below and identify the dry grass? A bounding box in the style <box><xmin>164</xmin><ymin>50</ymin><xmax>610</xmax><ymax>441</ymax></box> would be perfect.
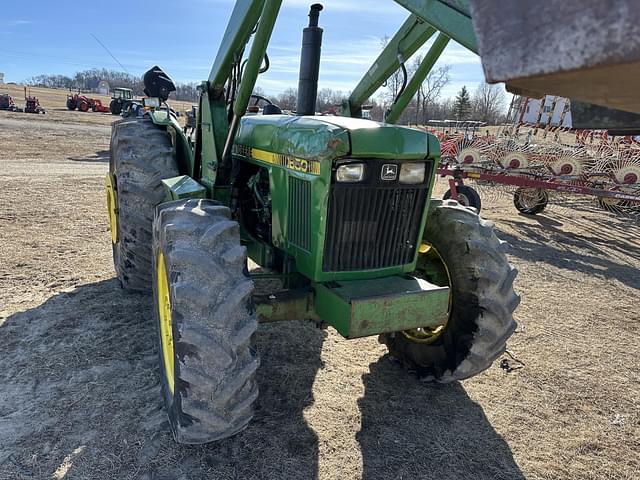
<box><xmin>0</xmin><ymin>88</ymin><xmax>638</xmax><ymax>479</ymax></box>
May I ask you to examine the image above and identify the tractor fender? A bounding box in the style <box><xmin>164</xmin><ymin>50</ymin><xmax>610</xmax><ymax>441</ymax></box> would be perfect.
<box><xmin>148</xmin><ymin>108</ymin><xmax>195</xmax><ymax>178</ymax></box>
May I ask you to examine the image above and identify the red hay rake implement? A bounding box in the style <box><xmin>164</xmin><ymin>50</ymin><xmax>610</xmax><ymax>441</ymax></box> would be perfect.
<box><xmin>430</xmin><ymin>116</ymin><xmax>640</xmax><ymax>222</ymax></box>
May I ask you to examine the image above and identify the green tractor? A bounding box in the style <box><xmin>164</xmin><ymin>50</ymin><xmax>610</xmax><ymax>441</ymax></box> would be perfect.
<box><xmin>109</xmin><ymin>87</ymin><xmax>135</xmax><ymax>115</ymax></box>
<box><xmin>106</xmin><ymin>1</ymin><xmax>518</xmax><ymax>444</ymax></box>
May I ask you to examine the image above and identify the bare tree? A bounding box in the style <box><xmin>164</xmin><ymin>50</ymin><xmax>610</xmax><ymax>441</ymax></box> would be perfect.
<box><xmin>277</xmin><ymin>87</ymin><xmax>298</xmax><ymax>111</ymax></box>
<box><xmin>472</xmin><ymin>82</ymin><xmax>506</xmax><ymax>124</ymax></box>
<box><xmin>316</xmin><ymin>88</ymin><xmax>348</xmax><ymax>113</ymax></box>
<box><xmin>417</xmin><ymin>64</ymin><xmax>450</xmax><ymax>124</ymax></box>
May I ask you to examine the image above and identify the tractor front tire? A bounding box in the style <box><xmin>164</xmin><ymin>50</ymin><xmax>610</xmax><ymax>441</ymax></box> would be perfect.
<box><xmin>380</xmin><ymin>199</ymin><xmax>519</xmax><ymax>381</ymax></box>
<box><xmin>109</xmin><ymin>118</ymin><xmax>179</xmax><ymax>291</ymax></box>
<box><xmin>152</xmin><ymin>199</ymin><xmax>259</xmax><ymax>444</ymax></box>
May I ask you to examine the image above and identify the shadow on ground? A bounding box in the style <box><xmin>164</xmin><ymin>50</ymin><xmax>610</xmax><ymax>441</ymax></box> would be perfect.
<box><xmin>358</xmin><ymin>359</ymin><xmax>523</xmax><ymax>480</ymax></box>
<box><xmin>497</xmin><ymin>214</ymin><xmax>640</xmax><ymax>290</ymax></box>
<box><xmin>0</xmin><ymin>279</ymin><xmax>521</xmax><ymax>479</ymax></box>
<box><xmin>68</xmin><ymin>149</ymin><xmax>110</xmax><ymax>162</ymax></box>
<box><xmin>0</xmin><ymin>279</ymin><xmax>324</xmax><ymax>479</ymax></box>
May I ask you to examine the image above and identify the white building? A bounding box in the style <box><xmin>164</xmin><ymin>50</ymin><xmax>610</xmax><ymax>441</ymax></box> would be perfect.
<box><xmin>518</xmin><ymin>95</ymin><xmax>572</xmax><ymax>128</ymax></box>
<box><xmin>98</xmin><ymin>80</ymin><xmax>110</xmax><ymax>95</ymax></box>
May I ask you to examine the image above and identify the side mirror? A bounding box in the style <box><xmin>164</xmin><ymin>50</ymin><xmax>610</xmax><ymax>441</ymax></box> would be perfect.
<box><xmin>143</xmin><ymin>66</ymin><xmax>176</xmax><ymax>102</ymax></box>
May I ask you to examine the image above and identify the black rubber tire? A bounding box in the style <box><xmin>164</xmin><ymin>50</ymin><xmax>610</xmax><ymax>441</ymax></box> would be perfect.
<box><xmin>379</xmin><ymin>199</ymin><xmax>519</xmax><ymax>381</ymax></box>
<box><xmin>66</xmin><ymin>98</ymin><xmax>77</xmax><ymax>110</ymax></box>
<box><xmin>110</xmin><ymin>99</ymin><xmax>122</xmax><ymax>115</ymax></box>
<box><xmin>109</xmin><ymin>118</ymin><xmax>179</xmax><ymax>291</ymax></box>
<box><xmin>78</xmin><ymin>101</ymin><xmax>89</xmax><ymax>112</ymax></box>
<box><xmin>513</xmin><ymin>188</ymin><xmax>549</xmax><ymax>215</ymax></box>
<box><xmin>152</xmin><ymin>199</ymin><xmax>259</xmax><ymax>444</ymax></box>
<box><xmin>443</xmin><ymin>185</ymin><xmax>482</xmax><ymax>212</ymax></box>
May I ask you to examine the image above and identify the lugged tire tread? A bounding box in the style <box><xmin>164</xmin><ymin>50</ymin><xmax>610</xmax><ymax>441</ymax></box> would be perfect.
<box><xmin>380</xmin><ymin>199</ymin><xmax>519</xmax><ymax>382</ymax></box>
<box><xmin>110</xmin><ymin>118</ymin><xmax>178</xmax><ymax>291</ymax></box>
<box><xmin>152</xmin><ymin>198</ymin><xmax>259</xmax><ymax>444</ymax></box>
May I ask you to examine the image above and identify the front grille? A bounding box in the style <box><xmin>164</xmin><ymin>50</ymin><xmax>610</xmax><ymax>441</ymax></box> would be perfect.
<box><xmin>287</xmin><ymin>177</ymin><xmax>311</xmax><ymax>251</ymax></box>
<box><xmin>323</xmin><ymin>184</ymin><xmax>428</xmax><ymax>271</ymax></box>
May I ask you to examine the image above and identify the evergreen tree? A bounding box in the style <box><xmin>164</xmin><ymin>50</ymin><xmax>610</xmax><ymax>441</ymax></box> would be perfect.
<box><xmin>453</xmin><ymin>86</ymin><xmax>471</xmax><ymax>120</ymax></box>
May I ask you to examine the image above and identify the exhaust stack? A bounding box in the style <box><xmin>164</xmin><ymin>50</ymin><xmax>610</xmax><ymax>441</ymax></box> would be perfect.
<box><xmin>296</xmin><ymin>3</ymin><xmax>323</xmax><ymax>115</ymax></box>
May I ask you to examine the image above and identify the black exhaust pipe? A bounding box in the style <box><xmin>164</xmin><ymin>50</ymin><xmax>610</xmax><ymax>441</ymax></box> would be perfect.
<box><xmin>297</xmin><ymin>4</ymin><xmax>323</xmax><ymax>116</ymax></box>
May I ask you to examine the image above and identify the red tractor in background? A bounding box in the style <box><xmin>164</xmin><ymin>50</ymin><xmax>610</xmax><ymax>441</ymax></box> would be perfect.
<box><xmin>66</xmin><ymin>92</ymin><xmax>110</xmax><ymax>113</ymax></box>
<box><xmin>67</xmin><ymin>93</ymin><xmax>92</xmax><ymax>111</ymax></box>
<box><xmin>23</xmin><ymin>87</ymin><xmax>45</xmax><ymax>114</ymax></box>
<box><xmin>0</xmin><ymin>93</ymin><xmax>19</xmax><ymax>111</ymax></box>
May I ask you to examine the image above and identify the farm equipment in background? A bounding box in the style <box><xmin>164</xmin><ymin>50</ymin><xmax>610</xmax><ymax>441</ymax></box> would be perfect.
<box><xmin>183</xmin><ymin>105</ymin><xmax>198</xmax><ymax>134</ymax></box>
<box><xmin>0</xmin><ymin>93</ymin><xmax>20</xmax><ymax>112</ymax></box>
<box><xmin>109</xmin><ymin>87</ymin><xmax>135</xmax><ymax>115</ymax></box>
<box><xmin>67</xmin><ymin>93</ymin><xmax>91</xmax><ymax>111</ymax></box>
<box><xmin>67</xmin><ymin>93</ymin><xmax>111</xmax><ymax>113</ymax></box>
<box><xmin>120</xmin><ymin>100</ymin><xmax>144</xmax><ymax>118</ymax></box>
<box><xmin>90</xmin><ymin>99</ymin><xmax>111</xmax><ymax>113</ymax></box>
<box><xmin>431</xmin><ymin>100</ymin><xmax>640</xmax><ymax>221</ymax></box>
<box><xmin>105</xmin><ymin>0</ymin><xmax>636</xmax><ymax>445</ymax></box>
<box><xmin>23</xmin><ymin>87</ymin><xmax>45</xmax><ymax>114</ymax></box>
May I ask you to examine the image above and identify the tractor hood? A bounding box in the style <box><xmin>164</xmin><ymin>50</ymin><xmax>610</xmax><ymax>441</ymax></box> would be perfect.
<box><xmin>235</xmin><ymin>115</ymin><xmax>439</xmax><ymax>161</ymax></box>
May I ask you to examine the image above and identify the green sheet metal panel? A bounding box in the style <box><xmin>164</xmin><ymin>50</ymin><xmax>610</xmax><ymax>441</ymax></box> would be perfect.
<box><xmin>148</xmin><ymin>109</ymin><xmax>195</xmax><ymax>177</ymax></box>
<box><xmin>161</xmin><ymin>175</ymin><xmax>206</xmax><ymax>201</ymax></box>
<box><xmin>315</xmin><ymin>275</ymin><xmax>449</xmax><ymax>339</ymax></box>
<box><xmin>234</xmin><ymin>115</ymin><xmax>441</xmax><ymax>282</ymax></box>
<box><xmin>235</xmin><ymin>115</ymin><xmax>435</xmax><ymax>160</ymax></box>
<box><xmin>235</xmin><ymin>115</ymin><xmax>350</xmax><ymax>160</ymax></box>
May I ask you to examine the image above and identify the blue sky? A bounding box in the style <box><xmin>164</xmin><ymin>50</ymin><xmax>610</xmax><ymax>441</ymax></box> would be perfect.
<box><xmin>0</xmin><ymin>0</ymin><xmax>485</xmax><ymax>100</ymax></box>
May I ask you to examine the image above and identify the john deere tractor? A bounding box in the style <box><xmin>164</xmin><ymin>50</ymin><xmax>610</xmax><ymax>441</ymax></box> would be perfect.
<box><xmin>107</xmin><ymin>1</ymin><xmax>520</xmax><ymax>444</ymax></box>
<box><xmin>109</xmin><ymin>87</ymin><xmax>135</xmax><ymax>115</ymax></box>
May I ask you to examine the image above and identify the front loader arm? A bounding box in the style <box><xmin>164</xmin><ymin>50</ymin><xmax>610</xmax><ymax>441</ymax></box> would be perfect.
<box><xmin>342</xmin><ymin>14</ymin><xmax>436</xmax><ymax>119</ymax></box>
<box><xmin>195</xmin><ymin>0</ymin><xmax>282</xmax><ymax>195</ymax></box>
<box><xmin>345</xmin><ymin>1</ymin><xmax>476</xmax><ymax>123</ymax></box>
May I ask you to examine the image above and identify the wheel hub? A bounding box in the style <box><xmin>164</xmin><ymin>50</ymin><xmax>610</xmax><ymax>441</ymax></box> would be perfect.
<box><xmin>500</xmin><ymin>152</ymin><xmax>528</xmax><ymax>169</ymax></box>
<box><xmin>458</xmin><ymin>147</ymin><xmax>481</xmax><ymax>165</ymax></box>
<box><xmin>402</xmin><ymin>244</ymin><xmax>452</xmax><ymax>344</ymax></box>
<box><xmin>456</xmin><ymin>193</ymin><xmax>470</xmax><ymax>206</ymax></box>
<box><xmin>517</xmin><ymin>188</ymin><xmax>547</xmax><ymax>209</ymax></box>
<box><xmin>156</xmin><ymin>251</ymin><xmax>175</xmax><ymax>394</ymax></box>
<box><xmin>552</xmin><ymin>156</ymin><xmax>584</xmax><ymax>176</ymax></box>
<box><xmin>105</xmin><ymin>174</ymin><xmax>118</xmax><ymax>244</ymax></box>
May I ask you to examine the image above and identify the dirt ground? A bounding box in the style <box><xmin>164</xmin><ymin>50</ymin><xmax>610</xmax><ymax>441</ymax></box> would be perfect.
<box><xmin>0</xmin><ymin>88</ymin><xmax>639</xmax><ymax>480</ymax></box>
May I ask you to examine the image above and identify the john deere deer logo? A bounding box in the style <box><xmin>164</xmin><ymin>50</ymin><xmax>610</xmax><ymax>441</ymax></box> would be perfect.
<box><xmin>381</xmin><ymin>164</ymin><xmax>398</xmax><ymax>181</ymax></box>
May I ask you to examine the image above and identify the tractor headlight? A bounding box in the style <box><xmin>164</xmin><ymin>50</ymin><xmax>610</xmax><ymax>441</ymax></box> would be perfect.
<box><xmin>336</xmin><ymin>163</ymin><xmax>365</xmax><ymax>183</ymax></box>
<box><xmin>399</xmin><ymin>162</ymin><xmax>426</xmax><ymax>184</ymax></box>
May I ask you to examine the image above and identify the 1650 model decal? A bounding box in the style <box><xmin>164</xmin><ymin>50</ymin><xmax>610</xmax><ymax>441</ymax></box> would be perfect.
<box><xmin>233</xmin><ymin>145</ymin><xmax>321</xmax><ymax>175</ymax></box>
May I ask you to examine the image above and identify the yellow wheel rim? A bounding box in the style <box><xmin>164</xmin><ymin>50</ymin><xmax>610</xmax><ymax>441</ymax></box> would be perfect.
<box><xmin>156</xmin><ymin>251</ymin><xmax>175</xmax><ymax>394</ymax></box>
<box><xmin>402</xmin><ymin>243</ymin><xmax>452</xmax><ymax>344</ymax></box>
<box><xmin>105</xmin><ymin>174</ymin><xmax>118</xmax><ymax>244</ymax></box>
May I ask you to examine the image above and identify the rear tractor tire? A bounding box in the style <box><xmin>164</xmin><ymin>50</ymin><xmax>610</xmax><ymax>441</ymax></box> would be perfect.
<box><xmin>153</xmin><ymin>199</ymin><xmax>259</xmax><ymax>444</ymax></box>
<box><xmin>380</xmin><ymin>199</ymin><xmax>519</xmax><ymax>381</ymax></box>
<box><xmin>107</xmin><ymin>118</ymin><xmax>179</xmax><ymax>291</ymax></box>
<box><xmin>110</xmin><ymin>99</ymin><xmax>122</xmax><ymax>115</ymax></box>
<box><xmin>66</xmin><ymin>98</ymin><xmax>77</xmax><ymax>110</ymax></box>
